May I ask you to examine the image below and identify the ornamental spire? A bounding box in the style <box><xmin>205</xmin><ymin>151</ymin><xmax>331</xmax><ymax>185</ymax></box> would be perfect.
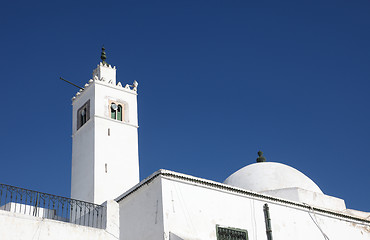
<box><xmin>101</xmin><ymin>46</ymin><xmax>107</xmax><ymax>65</ymax></box>
<box><xmin>256</xmin><ymin>150</ymin><xmax>266</xmax><ymax>163</ymax></box>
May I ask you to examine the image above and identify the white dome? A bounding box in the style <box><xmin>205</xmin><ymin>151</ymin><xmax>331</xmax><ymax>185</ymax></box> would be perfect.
<box><xmin>223</xmin><ymin>162</ymin><xmax>322</xmax><ymax>194</ymax></box>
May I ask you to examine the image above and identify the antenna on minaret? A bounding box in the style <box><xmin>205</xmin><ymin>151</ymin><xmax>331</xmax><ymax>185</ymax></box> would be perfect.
<box><xmin>101</xmin><ymin>46</ymin><xmax>108</xmax><ymax>65</ymax></box>
<box><xmin>60</xmin><ymin>77</ymin><xmax>84</xmax><ymax>90</ymax></box>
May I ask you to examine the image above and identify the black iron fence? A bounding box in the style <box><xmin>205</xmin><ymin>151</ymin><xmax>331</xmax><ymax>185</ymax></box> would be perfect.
<box><xmin>0</xmin><ymin>183</ymin><xmax>105</xmax><ymax>229</ymax></box>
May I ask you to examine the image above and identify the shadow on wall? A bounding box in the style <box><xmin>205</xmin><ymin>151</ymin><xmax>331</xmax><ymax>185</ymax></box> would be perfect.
<box><xmin>169</xmin><ymin>232</ymin><xmax>184</xmax><ymax>240</ymax></box>
<box><xmin>169</xmin><ymin>232</ymin><xmax>202</xmax><ymax>240</ymax></box>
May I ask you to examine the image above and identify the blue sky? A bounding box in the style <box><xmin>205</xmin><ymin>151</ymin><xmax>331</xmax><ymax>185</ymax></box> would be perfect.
<box><xmin>0</xmin><ymin>1</ymin><xmax>369</xmax><ymax>212</ymax></box>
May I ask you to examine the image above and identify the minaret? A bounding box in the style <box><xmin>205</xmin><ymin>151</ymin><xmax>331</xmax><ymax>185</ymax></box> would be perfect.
<box><xmin>71</xmin><ymin>47</ymin><xmax>140</xmax><ymax>204</ymax></box>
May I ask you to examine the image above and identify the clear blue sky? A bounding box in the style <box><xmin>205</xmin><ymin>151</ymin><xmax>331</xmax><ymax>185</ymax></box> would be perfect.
<box><xmin>0</xmin><ymin>1</ymin><xmax>369</xmax><ymax>212</ymax></box>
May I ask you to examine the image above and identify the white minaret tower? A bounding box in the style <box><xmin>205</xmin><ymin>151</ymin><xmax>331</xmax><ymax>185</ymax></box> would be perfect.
<box><xmin>71</xmin><ymin>47</ymin><xmax>139</xmax><ymax>204</ymax></box>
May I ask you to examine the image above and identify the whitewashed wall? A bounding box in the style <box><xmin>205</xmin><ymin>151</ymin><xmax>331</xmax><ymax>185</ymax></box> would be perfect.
<box><xmin>160</xmin><ymin>175</ymin><xmax>369</xmax><ymax>240</ymax></box>
<box><xmin>0</xmin><ymin>200</ymin><xmax>119</xmax><ymax>240</ymax></box>
<box><xmin>118</xmin><ymin>176</ymin><xmax>165</xmax><ymax>240</ymax></box>
<box><xmin>117</xmin><ymin>171</ymin><xmax>369</xmax><ymax>240</ymax></box>
<box><xmin>71</xmin><ymin>84</ymin><xmax>95</xmax><ymax>203</ymax></box>
<box><xmin>94</xmin><ymin>81</ymin><xmax>139</xmax><ymax>205</ymax></box>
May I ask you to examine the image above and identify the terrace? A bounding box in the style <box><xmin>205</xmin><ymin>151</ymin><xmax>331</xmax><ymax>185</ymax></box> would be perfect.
<box><xmin>0</xmin><ymin>183</ymin><xmax>105</xmax><ymax>229</ymax></box>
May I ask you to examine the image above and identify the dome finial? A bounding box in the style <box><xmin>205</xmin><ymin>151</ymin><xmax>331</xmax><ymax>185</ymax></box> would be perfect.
<box><xmin>101</xmin><ymin>46</ymin><xmax>107</xmax><ymax>65</ymax></box>
<box><xmin>257</xmin><ymin>150</ymin><xmax>266</xmax><ymax>163</ymax></box>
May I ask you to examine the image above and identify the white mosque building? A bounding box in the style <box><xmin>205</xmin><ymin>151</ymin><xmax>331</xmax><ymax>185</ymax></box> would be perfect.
<box><xmin>0</xmin><ymin>49</ymin><xmax>369</xmax><ymax>240</ymax></box>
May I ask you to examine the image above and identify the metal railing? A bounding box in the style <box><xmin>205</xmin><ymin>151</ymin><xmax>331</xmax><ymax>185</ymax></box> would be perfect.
<box><xmin>0</xmin><ymin>183</ymin><xmax>105</xmax><ymax>229</ymax></box>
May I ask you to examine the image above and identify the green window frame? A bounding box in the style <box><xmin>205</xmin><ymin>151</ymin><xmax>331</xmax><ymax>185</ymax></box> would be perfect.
<box><xmin>117</xmin><ymin>105</ymin><xmax>122</xmax><ymax>121</ymax></box>
<box><xmin>216</xmin><ymin>225</ymin><xmax>248</xmax><ymax>240</ymax></box>
<box><xmin>110</xmin><ymin>102</ymin><xmax>124</xmax><ymax>121</ymax></box>
<box><xmin>111</xmin><ymin>103</ymin><xmax>117</xmax><ymax>119</ymax></box>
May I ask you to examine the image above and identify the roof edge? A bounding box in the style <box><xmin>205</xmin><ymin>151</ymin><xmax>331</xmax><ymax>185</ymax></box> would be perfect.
<box><xmin>115</xmin><ymin>169</ymin><xmax>370</xmax><ymax>225</ymax></box>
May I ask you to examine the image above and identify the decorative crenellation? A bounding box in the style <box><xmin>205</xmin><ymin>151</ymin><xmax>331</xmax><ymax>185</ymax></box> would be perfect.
<box><xmin>72</xmin><ymin>58</ymin><xmax>138</xmax><ymax>102</ymax></box>
<box><xmin>92</xmin><ymin>61</ymin><xmax>117</xmax><ymax>85</ymax></box>
<box><xmin>72</xmin><ymin>76</ymin><xmax>138</xmax><ymax>101</ymax></box>
<box><xmin>93</xmin><ymin>62</ymin><xmax>117</xmax><ymax>71</ymax></box>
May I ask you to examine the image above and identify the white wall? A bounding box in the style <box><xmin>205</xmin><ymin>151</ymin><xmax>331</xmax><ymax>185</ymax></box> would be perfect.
<box><xmin>0</xmin><ymin>200</ymin><xmax>119</xmax><ymax>240</ymax></box>
<box><xmin>94</xmin><ymin>116</ymin><xmax>139</xmax><ymax>204</ymax></box>
<box><xmin>159</xmin><ymin>175</ymin><xmax>369</xmax><ymax>240</ymax></box>
<box><xmin>118</xmin><ymin>176</ymin><xmax>165</xmax><ymax>240</ymax></box>
<box><xmin>161</xmin><ymin>177</ymin><xmax>261</xmax><ymax>240</ymax></box>
<box><xmin>71</xmin><ymin>84</ymin><xmax>95</xmax><ymax>203</ymax></box>
<box><xmin>93</xmin><ymin>81</ymin><xmax>139</xmax><ymax>204</ymax></box>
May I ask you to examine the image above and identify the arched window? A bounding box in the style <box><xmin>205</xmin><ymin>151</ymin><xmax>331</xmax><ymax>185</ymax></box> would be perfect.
<box><xmin>110</xmin><ymin>103</ymin><xmax>124</xmax><ymax>121</ymax></box>
<box><xmin>117</xmin><ymin>105</ymin><xmax>122</xmax><ymax>121</ymax></box>
<box><xmin>111</xmin><ymin>103</ymin><xmax>117</xmax><ymax>119</ymax></box>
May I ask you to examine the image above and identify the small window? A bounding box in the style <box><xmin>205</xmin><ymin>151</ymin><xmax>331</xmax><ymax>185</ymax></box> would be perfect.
<box><xmin>110</xmin><ymin>102</ymin><xmax>124</xmax><ymax>122</ymax></box>
<box><xmin>77</xmin><ymin>100</ymin><xmax>90</xmax><ymax>130</ymax></box>
<box><xmin>117</xmin><ymin>105</ymin><xmax>122</xmax><ymax>121</ymax></box>
<box><xmin>111</xmin><ymin>103</ymin><xmax>117</xmax><ymax>119</ymax></box>
<box><xmin>216</xmin><ymin>225</ymin><xmax>248</xmax><ymax>240</ymax></box>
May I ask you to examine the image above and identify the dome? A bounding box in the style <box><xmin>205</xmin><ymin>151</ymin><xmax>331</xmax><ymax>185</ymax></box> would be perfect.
<box><xmin>223</xmin><ymin>162</ymin><xmax>322</xmax><ymax>194</ymax></box>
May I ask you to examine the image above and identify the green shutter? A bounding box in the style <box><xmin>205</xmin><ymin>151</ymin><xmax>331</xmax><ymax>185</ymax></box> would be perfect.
<box><xmin>117</xmin><ymin>105</ymin><xmax>122</xmax><ymax>121</ymax></box>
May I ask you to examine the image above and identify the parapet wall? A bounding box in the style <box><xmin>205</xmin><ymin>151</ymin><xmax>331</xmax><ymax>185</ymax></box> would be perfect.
<box><xmin>0</xmin><ymin>200</ymin><xmax>119</xmax><ymax>240</ymax></box>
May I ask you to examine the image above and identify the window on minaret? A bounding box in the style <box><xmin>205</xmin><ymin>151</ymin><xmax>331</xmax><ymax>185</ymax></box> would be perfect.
<box><xmin>110</xmin><ymin>103</ymin><xmax>124</xmax><ymax>121</ymax></box>
<box><xmin>117</xmin><ymin>105</ymin><xmax>122</xmax><ymax>121</ymax></box>
<box><xmin>77</xmin><ymin>100</ymin><xmax>90</xmax><ymax>130</ymax></box>
<box><xmin>111</xmin><ymin>103</ymin><xmax>117</xmax><ymax>119</ymax></box>
<box><xmin>81</xmin><ymin>109</ymin><xmax>86</xmax><ymax>125</ymax></box>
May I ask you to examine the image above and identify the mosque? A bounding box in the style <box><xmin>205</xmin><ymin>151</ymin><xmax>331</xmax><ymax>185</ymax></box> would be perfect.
<box><xmin>0</xmin><ymin>49</ymin><xmax>369</xmax><ymax>240</ymax></box>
